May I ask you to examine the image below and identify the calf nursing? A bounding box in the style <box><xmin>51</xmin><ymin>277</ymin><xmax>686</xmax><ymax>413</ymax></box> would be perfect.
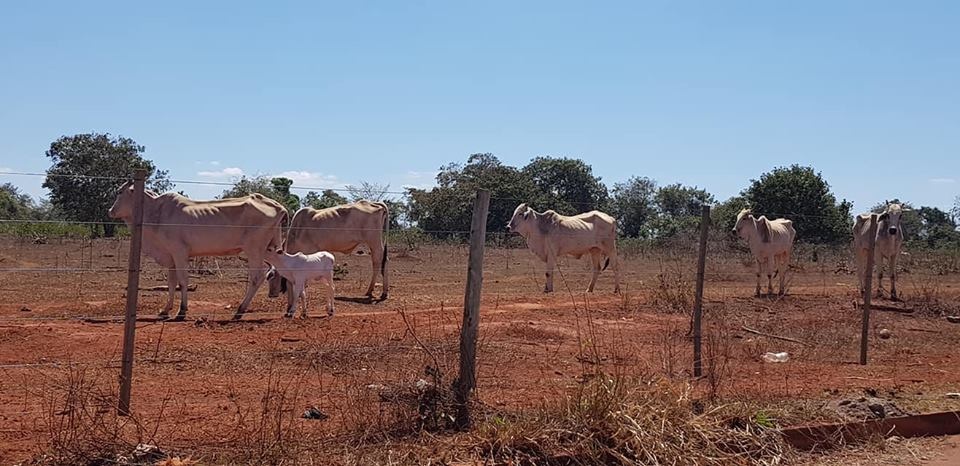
<box><xmin>262</xmin><ymin>249</ymin><xmax>336</xmax><ymax>319</ymax></box>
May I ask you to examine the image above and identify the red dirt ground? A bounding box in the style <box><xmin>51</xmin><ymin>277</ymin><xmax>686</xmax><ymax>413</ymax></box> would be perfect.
<box><xmin>1</xmin><ymin>237</ymin><xmax>959</xmax><ymax>463</ymax></box>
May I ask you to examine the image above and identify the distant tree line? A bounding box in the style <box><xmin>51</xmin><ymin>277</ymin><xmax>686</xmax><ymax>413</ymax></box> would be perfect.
<box><xmin>2</xmin><ymin>132</ymin><xmax>958</xmax><ymax>248</ymax></box>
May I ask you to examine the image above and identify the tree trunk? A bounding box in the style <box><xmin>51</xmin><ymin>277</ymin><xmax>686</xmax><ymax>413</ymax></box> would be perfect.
<box><xmin>103</xmin><ymin>223</ymin><xmax>116</xmax><ymax>238</ymax></box>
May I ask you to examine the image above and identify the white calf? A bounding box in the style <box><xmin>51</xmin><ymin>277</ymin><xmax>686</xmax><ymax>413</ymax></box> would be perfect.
<box><xmin>264</xmin><ymin>250</ymin><xmax>336</xmax><ymax>318</ymax></box>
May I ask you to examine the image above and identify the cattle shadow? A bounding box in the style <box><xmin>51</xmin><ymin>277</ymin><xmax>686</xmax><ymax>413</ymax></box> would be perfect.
<box><xmin>334</xmin><ymin>295</ymin><xmax>387</xmax><ymax>305</ymax></box>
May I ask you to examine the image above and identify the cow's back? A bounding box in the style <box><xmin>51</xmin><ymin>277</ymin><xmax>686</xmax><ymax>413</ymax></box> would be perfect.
<box><xmin>144</xmin><ymin>193</ymin><xmax>286</xmax><ymax>257</ymax></box>
<box><xmin>287</xmin><ymin>201</ymin><xmax>386</xmax><ymax>253</ymax></box>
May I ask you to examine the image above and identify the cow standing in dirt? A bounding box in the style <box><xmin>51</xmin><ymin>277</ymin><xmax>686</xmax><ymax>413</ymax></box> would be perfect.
<box><xmin>109</xmin><ymin>184</ymin><xmax>287</xmax><ymax>320</ymax></box>
<box><xmin>269</xmin><ymin>200</ymin><xmax>389</xmax><ymax>301</ymax></box>
<box><xmin>733</xmin><ymin>209</ymin><xmax>796</xmax><ymax>297</ymax></box>
<box><xmin>507</xmin><ymin>203</ymin><xmax>621</xmax><ymax>294</ymax></box>
<box><xmin>853</xmin><ymin>202</ymin><xmax>908</xmax><ymax>300</ymax></box>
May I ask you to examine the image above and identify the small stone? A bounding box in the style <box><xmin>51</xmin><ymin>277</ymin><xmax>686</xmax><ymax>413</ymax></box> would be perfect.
<box><xmin>879</xmin><ymin>328</ymin><xmax>892</xmax><ymax>339</ymax></box>
<box><xmin>946</xmin><ymin>393</ymin><xmax>960</xmax><ymax>399</ymax></box>
<box><xmin>19</xmin><ymin>307</ymin><xmax>31</xmax><ymax>312</ymax></box>
<box><xmin>868</xmin><ymin>403</ymin><xmax>886</xmax><ymax>418</ymax></box>
<box><xmin>946</xmin><ymin>316</ymin><xmax>960</xmax><ymax>324</ymax></box>
<box><xmin>302</xmin><ymin>406</ymin><xmax>328</xmax><ymax>420</ymax></box>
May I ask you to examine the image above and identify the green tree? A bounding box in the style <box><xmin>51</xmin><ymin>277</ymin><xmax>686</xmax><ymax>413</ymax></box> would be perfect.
<box><xmin>221</xmin><ymin>175</ymin><xmax>301</xmax><ymax>213</ymax></box>
<box><xmin>711</xmin><ymin>195</ymin><xmax>750</xmax><ymax>233</ymax></box>
<box><xmin>303</xmin><ymin>189</ymin><xmax>348</xmax><ymax>209</ymax></box>
<box><xmin>521</xmin><ymin>156</ymin><xmax>608</xmax><ymax>215</ymax></box>
<box><xmin>648</xmin><ymin>184</ymin><xmax>715</xmax><ymax>239</ymax></box>
<box><xmin>742</xmin><ymin>165</ymin><xmax>852</xmax><ymax>244</ymax></box>
<box><xmin>43</xmin><ymin>133</ymin><xmax>172</xmax><ymax>237</ymax></box>
<box><xmin>408</xmin><ymin>153</ymin><xmax>537</xmax><ymax>237</ymax></box>
<box><xmin>269</xmin><ymin>177</ymin><xmax>300</xmax><ymax>212</ymax></box>
<box><xmin>609</xmin><ymin>176</ymin><xmax>657</xmax><ymax>237</ymax></box>
<box><xmin>0</xmin><ymin>183</ymin><xmax>35</xmax><ymax>220</ymax></box>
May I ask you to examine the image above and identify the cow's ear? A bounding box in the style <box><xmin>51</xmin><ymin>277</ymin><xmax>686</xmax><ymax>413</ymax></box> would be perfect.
<box><xmin>878</xmin><ymin>212</ymin><xmax>889</xmax><ymax>221</ymax></box>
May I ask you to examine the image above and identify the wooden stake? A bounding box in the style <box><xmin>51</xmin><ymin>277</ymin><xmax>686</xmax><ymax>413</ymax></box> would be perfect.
<box><xmin>693</xmin><ymin>205</ymin><xmax>710</xmax><ymax>378</ymax></box>
<box><xmin>453</xmin><ymin>190</ymin><xmax>490</xmax><ymax>429</ymax></box>
<box><xmin>118</xmin><ymin>169</ymin><xmax>146</xmax><ymax>415</ymax></box>
<box><xmin>860</xmin><ymin>213</ymin><xmax>879</xmax><ymax>365</ymax></box>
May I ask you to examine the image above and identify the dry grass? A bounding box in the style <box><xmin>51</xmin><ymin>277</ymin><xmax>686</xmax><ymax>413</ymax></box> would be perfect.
<box><xmin>473</xmin><ymin>374</ymin><xmax>790</xmax><ymax>465</ymax></box>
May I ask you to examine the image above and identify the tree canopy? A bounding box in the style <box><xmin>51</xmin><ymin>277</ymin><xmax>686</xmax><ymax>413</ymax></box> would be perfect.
<box><xmin>742</xmin><ymin>165</ymin><xmax>852</xmax><ymax>244</ymax></box>
<box><xmin>43</xmin><ymin>133</ymin><xmax>172</xmax><ymax>237</ymax></box>
<box><xmin>220</xmin><ymin>175</ymin><xmax>301</xmax><ymax>213</ymax></box>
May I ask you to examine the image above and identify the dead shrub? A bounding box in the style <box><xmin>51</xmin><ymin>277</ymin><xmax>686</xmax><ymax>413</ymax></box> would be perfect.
<box><xmin>651</xmin><ymin>258</ymin><xmax>693</xmax><ymax>313</ymax></box>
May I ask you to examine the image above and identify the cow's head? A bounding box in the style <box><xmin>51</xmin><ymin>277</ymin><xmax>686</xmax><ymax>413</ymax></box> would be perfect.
<box><xmin>265</xmin><ymin>248</ymin><xmax>287</xmax><ymax>298</ymax></box>
<box><xmin>108</xmin><ymin>181</ymin><xmax>135</xmax><ymax>221</ymax></box>
<box><xmin>879</xmin><ymin>202</ymin><xmax>908</xmax><ymax>236</ymax></box>
<box><xmin>507</xmin><ymin>203</ymin><xmax>533</xmax><ymax>235</ymax></box>
<box><xmin>733</xmin><ymin>208</ymin><xmax>754</xmax><ymax>240</ymax></box>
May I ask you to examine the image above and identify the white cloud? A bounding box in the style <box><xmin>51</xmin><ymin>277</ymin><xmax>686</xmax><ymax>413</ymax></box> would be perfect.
<box><xmin>930</xmin><ymin>178</ymin><xmax>956</xmax><ymax>184</ymax></box>
<box><xmin>197</xmin><ymin>167</ymin><xmax>245</xmax><ymax>178</ymax></box>
<box><xmin>210</xmin><ymin>161</ymin><xmax>221</xmax><ymax>166</ymax></box>
<box><xmin>272</xmin><ymin>170</ymin><xmax>344</xmax><ymax>189</ymax></box>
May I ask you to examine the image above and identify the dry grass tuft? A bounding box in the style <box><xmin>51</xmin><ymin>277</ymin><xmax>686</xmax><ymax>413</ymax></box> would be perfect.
<box><xmin>474</xmin><ymin>374</ymin><xmax>789</xmax><ymax>465</ymax></box>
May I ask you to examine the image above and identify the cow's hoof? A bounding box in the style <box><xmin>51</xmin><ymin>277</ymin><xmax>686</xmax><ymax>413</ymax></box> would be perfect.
<box><xmin>172</xmin><ymin>312</ymin><xmax>186</xmax><ymax>322</ymax></box>
<box><xmin>157</xmin><ymin>312</ymin><xmax>170</xmax><ymax>321</ymax></box>
<box><xmin>379</xmin><ymin>293</ymin><xmax>388</xmax><ymax>301</ymax></box>
<box><xmin>231</xmin><ymin>313</ymin><xmax>244</xmax><ymax>321</ymax></box>
<box><xmin>299</xmin><ymin>314</ymin><xmax>308</xmax><ymax>320</ymax></box>
<box><xmin>327</xmin><ymin>310</ymin><xmax>335</xmax><ymax>317</ymax></box>
<box><xmin>283</xmin><ymin>313</ymin><xmax>294</xmax><ymax>319</ymax></box>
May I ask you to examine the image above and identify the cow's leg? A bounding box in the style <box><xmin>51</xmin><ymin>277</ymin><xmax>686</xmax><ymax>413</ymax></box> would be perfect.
<box><xmin>299</xmin><ymin>284</ymin><xmax>308</xmax><ymax>319</ymax></box>
<box><xmin>171</xmin><ymin>255</ymin><xmax>190</xmax><ymax>321</ymax></box>
<box><xmin>286</xmin><ymin>282</ymin><xmax>303</xmax><ymax>318</ymax></box>
<box><xmin>876</xmin><ymin>256</ymin><xmax>885</xmax><ymax>298</ymax></box>
<box><xmin>778</xmin><ymin>252</ymin><xmax>789</xmax><ymax>296</ymax></box>
<box><xmin>544</xmin><ymin>254</ymin><xmax>556</xmax><ymax>293</ymax></box>
<box><xmin>323</xmin><ymin>276</ymin><xmax>336</xmax><ymax>316</ymax></box>
<box><xmin>587</xmin><ymin>249</ymin><xmax>602</xmax><ymax>293</ymax></box>
<box><xmin>372</xmin><ymin>238</ymin><xmax>388</xmax><ymax>300</ymax></box>
<box><xmin>608</xmin><ymin>241</ymin><xmax>622</xmax><ymax>294</ymax></box>
<box><xmin>855</xmin><ymin>249</ymin><xmax>866</xmax><ymax>296</ymax></box>
<box><xmin>159</xmin><ymin>265</ymin><xmax>177</xmax><ymax>319</ymax></box>
<box><xmin>889</xmin><ymin>254</ymin><xmax>899</xmax><ymax>301</ymax></box>
<box><xmin>755</xmin><ymin>260</ymin><xmax>762</xmax><ymax>297</ymax></box>
<box><xmin>235</xmin><ymin>252</ymin><xmax>268</xmax><ymax>317</ymax></box>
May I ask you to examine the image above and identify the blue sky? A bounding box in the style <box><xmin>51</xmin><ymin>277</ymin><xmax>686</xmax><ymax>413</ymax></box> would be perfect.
<box><xmin>1</xmin><ymin>1</ymin><xmax>958</xmax><ymax>212</ymax></box>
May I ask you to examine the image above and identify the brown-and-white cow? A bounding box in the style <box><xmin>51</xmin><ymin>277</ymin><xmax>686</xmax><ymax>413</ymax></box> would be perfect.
<box><xmin>853</xmin><ymin>202</ymin><xmax>908</xmax><ymax>300</ymax></box>
<box><xmin>268</xmin><ymin>200</ymin><xmax>389</xmax><ymax>301</ymax></box>
<box><xmin>507</xmin><ymin>203</ymin><xmax>621</xmax><ymax>294</ymax></box>
<box><xmin>108</xmin><ymin>184</ymin><xmax>287</xmax><ymax>320</ymax></box>
<box><xmin>733</xmin><ymin>209</ymin><xmax>796</xmax><ymax>297</ymax></box>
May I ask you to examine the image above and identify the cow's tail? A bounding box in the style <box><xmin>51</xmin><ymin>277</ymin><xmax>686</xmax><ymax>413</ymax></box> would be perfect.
<box><xmin>602</xmin><ymin>257</ymin><xmax>610</xmax><ymax>271</ymax></box>
<box><xmin>379</xmin><ymin>202</ymin><xmax>389</xmax><ymax>277</ymax></box>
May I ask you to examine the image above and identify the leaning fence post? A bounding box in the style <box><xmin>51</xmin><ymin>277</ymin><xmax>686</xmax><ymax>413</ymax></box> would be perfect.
<box><xmin>860</xmin><ymin>213</ymin><xmax>879</xmax><ymax>366</ymax></box>
<box><xmin>453</xmin><ymin>189</ymin><xmax>490</xmax><ymax>429</ymax></box>
<box><xmin>118</xmin><ymin>169</ymin><xmax>146</xmax><ymax>416</ymax></box>
<box><xmin>693</xmin><ymin>205</ymin><xmax>710</xmax><ymax>378</ymax></box>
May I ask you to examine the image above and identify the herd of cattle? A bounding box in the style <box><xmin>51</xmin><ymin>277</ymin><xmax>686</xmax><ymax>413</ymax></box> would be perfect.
<box><xmin>106</xmin><ymin>181</ymin><xmax>909</xmax><ymax>320</ymax></box>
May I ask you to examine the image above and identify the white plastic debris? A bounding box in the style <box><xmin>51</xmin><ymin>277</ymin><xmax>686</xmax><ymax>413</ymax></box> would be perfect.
<box><xmin>762</xmin><ymin>352</ymin><xmax>790</xmax><ymax>363</ymax></box>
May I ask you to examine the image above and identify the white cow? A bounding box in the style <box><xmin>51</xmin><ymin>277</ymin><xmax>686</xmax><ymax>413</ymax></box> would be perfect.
<box><xmin>108</xmin><ymin>183</ymin><xmax>287</xmax><ymax>321</ymax></box>
<box><xmin>507</xmin><ymin>203</ymin><xmax>621</xmax><ymax>294</ymax></box>
<box><xmin>268</xmin><ymin>200</ymin><xmax>389</xmax><ymax>301</ymax></box>
<box><xmin>264</xmin><ymin>249</ymin><xmax>336</xmax><ymax>318</ymax></box>
<box><xmin>733</xmin><ymin>209</ymin><xmax>796</xmax><ymax>297</ymax></box>
<box><xmin>853</xmin><ymin>202</ymin><xmax>908</xmax><ymax>300</ymax></box>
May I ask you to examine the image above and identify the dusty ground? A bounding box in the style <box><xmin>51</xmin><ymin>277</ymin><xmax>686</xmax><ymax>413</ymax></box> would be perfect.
<box><xmin>1</xmin><ymin>236</ymin><xmax>959</xmax><ymax>464</ymax></box>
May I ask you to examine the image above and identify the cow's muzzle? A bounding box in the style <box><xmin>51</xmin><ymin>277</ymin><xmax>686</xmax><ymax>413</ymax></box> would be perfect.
<box><xmin>889</xmin><ymin>227</ymin><xmax>898</xmax><ymax>235</ymax></box>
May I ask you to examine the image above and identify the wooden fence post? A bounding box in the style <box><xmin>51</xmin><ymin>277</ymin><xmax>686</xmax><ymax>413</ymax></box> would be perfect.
<box><xmin>453</xmin><ymin>189</ymin><xmax>490</xmax><ymax>429</ymax></box>
<box><xmin>860</xmin><ymin>213</ymin><xmax>879</xmax><ymax>366</ymax></box>
<box><xmin>693</xmin><ymin>205</ymin><xmax>710</xmax><ymax>378</ymax></box>
<box><xmin>118</xmin><ymin>169</ymin><xmax>146</xmax><ymax>416</ymax></box>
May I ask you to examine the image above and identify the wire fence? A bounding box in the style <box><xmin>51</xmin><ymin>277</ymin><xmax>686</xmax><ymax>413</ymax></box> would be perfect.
<box><xmin>2</xmin><ymin>171</ymin><xmax>959</xmax><ymax>462</ymax></box>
